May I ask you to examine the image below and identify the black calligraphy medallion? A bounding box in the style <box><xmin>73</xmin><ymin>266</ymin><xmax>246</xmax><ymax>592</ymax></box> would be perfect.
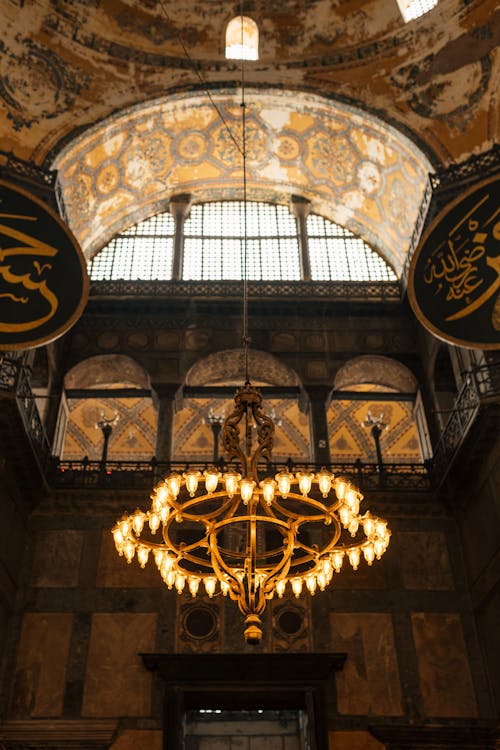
<box><xmin>0</xmin><ymin>179</ymin><xmax>89</xmax><ymax>350</ymax></box>
<box><xmin>408</xmin><ymin>174</ymin><xmax>500</xmax><ymax>350</ymax></box>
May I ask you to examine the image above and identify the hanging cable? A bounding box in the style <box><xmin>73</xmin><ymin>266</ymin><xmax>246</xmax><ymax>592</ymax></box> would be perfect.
<box><xmin>240</xmin><ymin>12</ymin><xmax>250</xmax><ymax>384</ymax></box>
<box><xmin>157</xmin><ymin>0</ymin><xmax>244</xmax><ymax>157</ymax></box>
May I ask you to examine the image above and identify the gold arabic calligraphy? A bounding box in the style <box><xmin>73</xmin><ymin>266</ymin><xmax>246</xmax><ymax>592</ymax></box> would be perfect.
<box><xmin>0</xmin><ymin>213</ymin><xmax>59</xmax><ymax>333</ymax></box>
<box><xmin>423</xmin><ymin>193</ymin><xmax>500</xmax><ymax>322</ymax></box>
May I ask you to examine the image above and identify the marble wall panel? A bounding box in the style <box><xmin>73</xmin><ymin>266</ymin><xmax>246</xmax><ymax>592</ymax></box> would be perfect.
<box><xmin>397</xmin><ymin>531</ymin><xmax>454</xmax><ymax>590</ymax></box>
<box><xmin>329</xmin><ymin>731</ymin><xmax>385</xmax><ymax>750</ymax></box>
<box><xmin>330</xmin><ymin>612</ymin><xmax>403</xmax><ymax>716</ymax></box>
<box><xmin>411</xmin><ymin>612</ymin><xmax>477</xmax><ymax>717</ymax></box>
<box><xmin>96</xmin><ymin>531</ymin><xmax>159</xmax><ymax>587</ymax></box>
<box><xmin>10</xmin><ymin>613</ymin><xmax>73</xmax><ymax>717</ymax></box>
<box><xmin>331</xmin><ymin>558</ymin><xmax>386</xmax><ymax>589</ymax></box>
<box><xmin>31</xmin><ymin>530</ymin><xmax>83</xmax><ymax>587</ymax></box>
<box><xmin>110</xmin><ymin>729</ymin><xmax>162</xmax><ymax>750</ymax></box>
<box><xmin>82</xmin><ymin>613</ymin><xmax>157</xmax><ymax>717</ymax></box>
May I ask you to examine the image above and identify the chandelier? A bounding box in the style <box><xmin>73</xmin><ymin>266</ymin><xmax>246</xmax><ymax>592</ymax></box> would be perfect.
<box><xmin>111</xmin><ymin>15</ymin><xmax>390</xmax><ymax>644</ymax></box>
<box><xmin>112</xmin><ymin>382</ymin><xmax>390</xmax><ymax>644</ymax></box>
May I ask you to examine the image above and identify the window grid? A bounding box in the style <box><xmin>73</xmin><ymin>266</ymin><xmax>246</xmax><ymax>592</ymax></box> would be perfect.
<box><xmin>89</xmin><ymin>213</ymin><xmax>175</xmax><ymax>281</ymax></box>
<box><xmin>89</xmin><ymin>201</ymin><xmax>396</xmax><ymax>283</ymax></box>
<box><xmin>307</xmin><ymin>214</ymin><xmax>396</xmax><ymax>281</ymax></box>
<box><xmin>183</xmin><ymin>202</ymin><xmax>301</xmax><ymax>281</ymax></box>
<box><xmin>397</xmin><ymin>0</ymin><xmax>438</xmax><ymax>22</ymax></box>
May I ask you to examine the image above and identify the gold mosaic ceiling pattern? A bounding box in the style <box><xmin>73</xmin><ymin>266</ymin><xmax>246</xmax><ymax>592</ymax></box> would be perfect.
<box><xmin>54</xmin><ymin>90</ymin><xmax>430</xmax><ymax>273</ymax></box>
<box><xmin>328</xmin><ymin>399</ymin><xmax>421</xmax><ymax>464</ymax></box>
<box><xmin>62</xmin><ymin>391</ymin><xmax>420</xmax><ymax>464</ymax></box>
<box><xmin>63</xmin><ymin>396</ymin><xmax>157</xmax><ymax>462</ymax></box>
<box><xmin>1</xmin><ymin>0</ymin><xmax>497</xmax><ymax>168</ymax></box>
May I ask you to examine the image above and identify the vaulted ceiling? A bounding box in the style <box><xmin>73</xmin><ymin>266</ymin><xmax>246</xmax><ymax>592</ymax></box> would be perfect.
<box><xmin>1</xmin><ymin>0</ymin><xmax>498</xmax><ymax>170</ymax></box>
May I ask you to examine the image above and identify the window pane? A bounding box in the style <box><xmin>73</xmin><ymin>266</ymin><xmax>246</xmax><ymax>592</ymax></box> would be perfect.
<box><xmin>183</xmin><ymin>201</ymin><xmax>301</xmax><ymax>280</ymax></box>
<box><xmin>307</xmin><ymin>214</ymin><xmax>396</xmax><ymax>281</ymax></box>
<box><xmin>89</xmin><ymin>212</ymin><xmax>175</xmax><ymax>280</ymax></box>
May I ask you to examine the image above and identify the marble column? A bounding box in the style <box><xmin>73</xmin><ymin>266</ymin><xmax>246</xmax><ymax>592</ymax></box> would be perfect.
<box><xmin>290</xmin><ymin>195</ymin><xmax>312</xmax><ymax>281</ymax></box>
<box><xmin>304</xmin><ymin>385</ymin><xmax>331</xmax><ymax>466</ymax></box>
<box><xmin>169</xmin><ymin>193</ymin><xmax>192</xmax><ymax>281</ymax></box>
<box><xmin>152</xmin><ymin>384</ymin><xmax>179</xmax><ymax>462</ymax></box>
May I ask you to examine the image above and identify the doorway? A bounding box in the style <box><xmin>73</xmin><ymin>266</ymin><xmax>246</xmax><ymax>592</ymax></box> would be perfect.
<box><xmin>184</xmin><ymin>708</ymin><xmax>310</xmax><ymax>749</ymax></box>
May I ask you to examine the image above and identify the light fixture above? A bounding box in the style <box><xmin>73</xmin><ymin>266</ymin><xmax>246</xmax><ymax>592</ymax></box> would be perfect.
<box><xmin>112</xmin><ymin>383</ymin><xmax>390</xmax><ymax>644</ymax></box>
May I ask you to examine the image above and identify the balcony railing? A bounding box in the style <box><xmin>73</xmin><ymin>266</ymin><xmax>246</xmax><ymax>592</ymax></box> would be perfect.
<box><xmin>50</xmin><ymin>458</ymin><xmax>431</xmax><ymax>493</ymax></box>
<box><xmin>0</xmin><ymin>353</ymin><xmax>51</xmax><ymax>468</ymax></box>
<box><xmin>2</xmin><ymin>354</ymin><xmax>499</xmax><ymax>495</ymax></box>
<box><xmin>430</xmin><ymin>362</ymin><xmax>500</xmax><ymax>488</ymax></box>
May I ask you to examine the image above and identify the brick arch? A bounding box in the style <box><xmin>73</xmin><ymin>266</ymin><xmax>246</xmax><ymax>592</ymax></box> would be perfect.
<box><xmin>64</xmin><ymin>354</ymin><xmax>151</xmax><ymax>390</ymax></box>
<box><xmin>184</xmin><ymin>348</ymin><xmax>302</xmax><ymax>388</ymax></box>
<box><xmin>333</xmin><ymin>355</ymin><xmax>417</xmax><ymax>393</ymax></box>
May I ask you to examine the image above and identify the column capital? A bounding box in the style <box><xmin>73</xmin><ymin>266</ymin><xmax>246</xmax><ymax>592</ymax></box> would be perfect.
<box><xmin>290</xmin><ymin>194</ymin><xmax>312</xmax><ymax>220</ymax></box>
<box><xmin>169</xmin><ymin>193</ymin><xmax>193</xmax><ymax>220</ymax></box>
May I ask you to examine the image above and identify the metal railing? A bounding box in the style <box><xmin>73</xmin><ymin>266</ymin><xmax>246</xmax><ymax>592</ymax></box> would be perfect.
<box><xmin>50</xmin><ymin>458</ymin><xmax>431</xmax><ymax>493</ymax></box>
<box><xmin>0</xmin><ymin>353</ymin><xmax>52</xmax><ymax>467</ymax></box>
<box><xmin>430</xmin><ymin>362</ymin><xmax>500</xmax><ymax>488</ymax></box>
<box><xmin>89</xmin><ymin>278</ymin><xmax>401</xmax><ymax>302</ymax></box>
<box><xmin>2</xmin><ymin>353</ymin><xmax>498</xmax><ymax>495</ymax></box>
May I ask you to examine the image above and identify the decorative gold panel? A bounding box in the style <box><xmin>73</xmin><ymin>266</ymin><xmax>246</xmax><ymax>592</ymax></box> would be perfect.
<box><xmin>328</xmin><ymin>399</ymin><xmax>421</xmax><ymax>463</ymax></box>
<box><xmin>173</xmin><ymin>396</ymin><xmax>310</xmax><ymax>463</ymax></box>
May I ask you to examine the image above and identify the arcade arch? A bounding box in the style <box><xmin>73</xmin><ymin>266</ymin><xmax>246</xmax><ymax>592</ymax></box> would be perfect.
<box><xmin>328</xmin><ymin>355</ymin><xmax>424</xmax><ymax>464</ymax></box>
<box><xmin>173</xmin><ymin>349</ymin><xmax>310</xmax><ymax>464</ymax></box>
<box><xmin>59</xmin><ymin>355</ymin><xmax>157</xmax><ymax>461</ymax></box>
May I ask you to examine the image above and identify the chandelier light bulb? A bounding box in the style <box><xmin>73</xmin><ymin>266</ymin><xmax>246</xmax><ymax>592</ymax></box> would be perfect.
<box><xmin>317</xmin><ymin>469</ymin><xmax>333</xmax><ymax>497</ymax></box>
<box><xmin>112</xmin><ymin>526</ymin><xmax>124</xmax><ymax>551</ymax></box>
<box><xmin>363</xmin><ymin>542</ymin><xmax>375</xmax><ymax>565</ymax></box>
<box><xmin>123</xmin><ymin>540</ymin><xmax>135</xmax><ymax>563</ymax></box>
<box><xmin>348</xmin><ymin>548</ymin><xmax>361</xmax><ymax>570</ymax></box>
<box><xmin>240</xmin><ymin>478</ymin><xmax>255</xmax><ymax>504</ymax></box>
<box><xmin>223</xmin><ymin>471</ymin><xmax>241</xmax><ymax>498</ymax></box>
<box><xmin>306</xmin><ymin>574</ymin><xmax>317</xmax><ymax>595</ymax></box>
<box><xmin>204</xmin><ymin>577</ymin><xmax>217</xmax><ymax>597</ymax></box>
<box><xmin>137</xmin><ymin>546</ymin><xmax>149</xmax><ymax>568</ymax></box>
<box><xmin>363</xmin><ymin>513</ymin><xmax>375</xmax><ymax>537</ymax></box>
<box><xmin>131</xmin><ymin>509</ymin><xmax>145</xmax><ymax>535</ymax></box>
<box><xmin>184</xmin><ymin>470</ymin><xmax>201</xmax><ymax>497</ymax></box>
<box><xmin>148</xmin><ymin>511</ymin><xmax>160</xmax><ymax>534</ymax></box>
<box><xmin>291</xmin><ymin>578</ymin><xmax>303</xmax><ymax>597</ymax></box>
<box><xmin>297</xmin><ymin>471</ymin><xmax>314</xmax><ymax>496</ymax></box>
<box><xmin>119</xmin><ymin>515</ymin><xmax>130</xmax><ymax>537</ymax></box>
<box><xmin>260</xmin><ymin>478</ymin><xmax>276</xmax><ymax>505</ymax></box>
<box><xmin>155</xmin><ymin>483</ymin><xmax>169</xmax><ymax>504</ymax></box>
<box><xmin>204</xmin><ymin>469</ymin><xmax>220</xmax><ymax>494</ymax></box>
<box><xmin>165</xmin><ymin>569</ymin><xmax>176</xmax><ymax>588</ymax></box>
<box><xmin>339</xmin><ymin>504</ymin><xmax>351</xmax><ymax>527</ymax></box>
<box><xmin>167</xmin><ymin>473</ymin><xmax>182</xmax><ymax>498</ymax></box>
<box><xmin>276</xmin><ymin>579</ymin><xmax>286</xmax><ymax>597</ymax></box>
<box><xmin>332</xmin><ymin>550</ymin><xmax>344</xmax><ymax>572</ymax></box>
<box><xmin>275</xmin><ymin>470</ymin><xmax>293</xmax><ymax>497</ymax></box>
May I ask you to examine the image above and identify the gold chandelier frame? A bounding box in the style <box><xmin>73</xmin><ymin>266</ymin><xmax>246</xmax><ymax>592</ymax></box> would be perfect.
<box><xmin>113</xmin><ymin>383</ymin><xmax>390</xmax><ymax>644</ymax></box>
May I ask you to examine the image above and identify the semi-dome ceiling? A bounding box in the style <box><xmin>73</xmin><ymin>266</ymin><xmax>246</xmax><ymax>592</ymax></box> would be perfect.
<box><xmin>53</xmin><ymin>88</ymin><xmax>431</xmax><ymax>273</ymax></box>
<box><xmin>1</xmin><ymin>0</ymin><xmax>497</xmax><ymax>168</ymax></box>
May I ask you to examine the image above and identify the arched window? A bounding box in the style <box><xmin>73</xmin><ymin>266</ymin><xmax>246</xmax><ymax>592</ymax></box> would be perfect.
<box><xmin>60</xmin><ymin>355</ymin><xmax>157</xmax><ymax>462</ymax></box>
<box><xmin>396</xmin><ymin>0</ymin><xmax>437</xmax><ymax>22</ymax></box>
<box><xmin>328</xmin><ymin>356</ymin><xmax>423</xmax><ymax>464</ymax></box>
<box><xmin>225</xmin><ymin>16</ymin><xmax>259</xmax><ymax>61</ymax></box>
<box><xmin>88</xmin><ymin>201</ymin><xmax>397</xmax><ymax>283</ymax></box>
